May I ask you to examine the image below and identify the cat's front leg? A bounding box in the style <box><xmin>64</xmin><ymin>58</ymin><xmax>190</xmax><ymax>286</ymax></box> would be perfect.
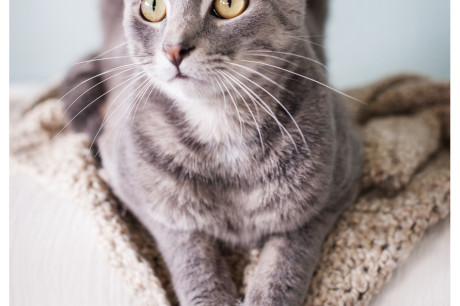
<box><xmin>244</xmin><ymin>212</ymin><xmax>338</xmax><ymax>306</ymax></box>
<box><xmin>148</xmin><ymin>221</ymin><xmax>239</xmax><ymax>306</ymax></box>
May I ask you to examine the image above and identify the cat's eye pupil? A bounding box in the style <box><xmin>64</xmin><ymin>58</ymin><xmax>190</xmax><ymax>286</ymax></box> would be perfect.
<box><xmin>212</xmin><ymin>0</ymin><xmax>247</xmax><ymax>19</ymax></box>
<box><xmin>141</xmin><ymin>0</ymin><xmax>166</xmax><ymax>22</ymax></box>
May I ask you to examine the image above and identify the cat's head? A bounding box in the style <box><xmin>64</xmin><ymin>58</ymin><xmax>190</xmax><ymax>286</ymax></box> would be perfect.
<box><xmin>122</xmin><ymin>0</ymin><xmax>326</xmax><ymax>104</ymax></box>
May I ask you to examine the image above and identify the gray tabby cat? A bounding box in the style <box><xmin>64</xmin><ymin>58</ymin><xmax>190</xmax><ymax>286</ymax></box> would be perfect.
<box><xmin>61</xmin><ymin>0</ymin><xmax>362</xmax><ymax>305</ymax></box>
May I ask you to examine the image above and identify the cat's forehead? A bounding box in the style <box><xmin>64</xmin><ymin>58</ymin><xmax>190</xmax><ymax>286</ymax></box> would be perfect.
<box><xmin>164</xmin><ymin>0</ymin><xmax>213</xmax><ymax>18</ymax></box>
<box><xmin>161</xmin><ymin>0</ymin><xmax>300</xmax><ymax>17</ymax></box>
<box><xmin>131</xmin><ymin>0</ymin><xmax>303</xmax><ymax>21</ymax></box>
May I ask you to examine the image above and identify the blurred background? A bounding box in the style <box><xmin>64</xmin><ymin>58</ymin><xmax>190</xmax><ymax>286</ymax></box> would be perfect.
<box><xmin>10</xmin><ymin>0</ymin><xmax>450</xmax><ymax>88</ymax></box>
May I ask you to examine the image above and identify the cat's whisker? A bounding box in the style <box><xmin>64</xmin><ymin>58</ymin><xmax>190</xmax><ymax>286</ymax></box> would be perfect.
<box><xmin>77</xmin><ymin>42</ymin><xmax>131</xmax><ymax>69</ymax></box>
<box><xmin>240</xmin><ymin>59</ymin><xmax>366</xmax><ymax>104</ymax></box>
<box><xmin>224</xmin><ymin>69</ymin><xmax>298</xmax><ymax>147</ymax></box>
<box><xmin>224</xmin><ymin>69</ymin><xmax>301</xmax><ymax>151</ymax></box>
<box><xmin>64</xmin><ymin>65</ymin><xmax>140</xmax><ymax>114</ymax></box>
<box><xmin>86</xmin><ymin>73</ymin><xmax>147</xmax><ymax>158</ymax></box>
<box><xmin>208</xmin><ymin>73</ymin><xmax>218</xmax><ymax>96</ymax></box>
<box><xmin>92</xmin><ymin>73</ymin><xmax>148</xmax><ymax>157</ymax></box>
<box><xmin>257</xmin><ymin>66</ymin><xmax>303</xmax><ymax>84</ymax></box>
<box><xmin>209</xmin><ymin>74</ymin><xmax>234</xmax><ymax>132</ymax></box>
<box><xmin>225</xmin><ymin>61</ymin><xmax>291</xmax><ymax>94</ymax></box>
<box><xmin>117</xmin><ymin>77</ymin><xmax>152</xmax><ymax>146</ymax></box>
<box><xmin>225</xmin><ymin>64</ymin><xmax>308</xmax><ymax>148</ymax></box>
<box><xmin>213</xmin><ymin>71</ymin><xmax>244</xmax><ymax>138</ymax></box>
<box><xmin>243</xmin><ymin>50</ymin><xmax>328</xmax><ymax>71</ymax></box>
<box><xmin>56</xmin><ymin>62</ymin><xmax>142</xmax><ymax>106</ymax></box>
<box><xmin>217</xmin><ymin>70</ymin><xmax>264</xmax><ymax>153</ymax></box>
<box><xmin>166</xmin><ymin>99</ymin><xmax>178</xmax><ymax>113</ymax></box>
<box><xmin>131</xmin><ymin>78</ymin><xmax>155</xmax><ymax>127</ymax></box>
<box><xmin>205</xmin><ymin>69</ymin><xmax>228</xmax><ymax>113</ymax></box>
<box><xmin>141</xmin><ymin>80</ymin><xmax>158</xmax><ymax>111</ymax></box>
<box><xmin>243</xmin><ymin>53</ymin><xmax>300</xmax><ymax>68</ymax></box>
<box><xmin>220</xmin><ymin>70</ymin><xmax>275</xmax><ymax>128</ymax></box>
<box><xmin>289</xmin><ymin>34</ymin><xmax>324</xmax><ymax>38</ymax></box>
<box><xmin>72</xmin><ymin>54</ymin><xmax>151</xmax><ymax>65</ymax></box>
<box><xmin>209</xmin><ymin>73</ymin><xmax>227</xmax><ymax>113</ymax></box>
<box><xmin>57</xmin><ymin>70</ymin><xmax>147</xmax><ymax>140</ymax></box>
<box><xmin>283</xmin><ymin>34</ymin><xmax>326</xmax><ymax>49</ymax></box>
<box><xmin>93</xmin><ymin>41</ymin><xmax>129</xmax><ymax>59</ymax></box>
<box><xmin>222</xmin><ymin>70</ymin><xmax>300</xmax><ymax>151</ymax></box>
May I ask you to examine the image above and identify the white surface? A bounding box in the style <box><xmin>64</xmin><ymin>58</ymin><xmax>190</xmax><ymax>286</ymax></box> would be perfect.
<box><xmin>10</xmin><ymin>0</ymin><xmax>450</xmax><ymax>88</ymax></box>
<box><xmin>371</xmin><ymin>218</ymin><xmax>450</xmax><ymax>306</ymax></box>
<box><xmin>10</xmin><ymin>169</ymin><xmax>137</xmax><ymax>306</ymax></box>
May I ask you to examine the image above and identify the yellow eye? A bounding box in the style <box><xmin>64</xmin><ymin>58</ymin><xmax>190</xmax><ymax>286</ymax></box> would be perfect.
<box><xmin>213</xmin><ymin>0</ymin><xmax>247</xmax><ymax>19</ymax></box>
<box><xmin>140</xmin><ymin>0</ymin><xmax>166</xmax><ymax>22</ymax></box>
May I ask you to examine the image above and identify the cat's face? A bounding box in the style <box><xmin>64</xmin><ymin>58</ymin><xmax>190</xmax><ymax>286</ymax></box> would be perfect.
<box><xmin>123</xmin><ymin>0</ymin><xmax>314</xmax><ymax>104</ymax></box>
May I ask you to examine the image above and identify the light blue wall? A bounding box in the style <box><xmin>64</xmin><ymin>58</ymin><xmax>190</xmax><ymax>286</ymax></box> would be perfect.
<box><xmin>10</xmin><ymin>0</ymin><xmax>450</xmax><ymax>88</ymax></box>
<box><xmin>326</xmin><ymin>0</ymin><xmax>450</xmax><ymax>88</ymax></box>
<box><xmin>10</xmin><ymin>0</ymin><xmax>102</xmax><ymax>82</ymax></box>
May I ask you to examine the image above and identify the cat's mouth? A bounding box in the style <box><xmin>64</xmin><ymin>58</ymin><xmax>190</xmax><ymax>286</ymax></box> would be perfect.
<box><xmin>175</xmin><ymin>73</ymin><xmax>189</xmax><ymax>80</ymax></box>
<box><xmin>168</xmin><ymin>72</ymin><xmax>190</xmax><ymax>81</ymax></box>
<box><xmin>169</xmin><ymin>72</ymin><xmax>205</xmax><ymax>84</ymax></box>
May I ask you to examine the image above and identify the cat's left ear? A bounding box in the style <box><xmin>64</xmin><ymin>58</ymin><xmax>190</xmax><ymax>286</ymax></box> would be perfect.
<box><xmin>305</xmin><ymin>0</ymin><xmax>329</xmax><ymax>63</ymax></box>
<box><xmin>306</xmin><ymin>0</ymin><xmax>329</xmax><ymax>33</ymax></box>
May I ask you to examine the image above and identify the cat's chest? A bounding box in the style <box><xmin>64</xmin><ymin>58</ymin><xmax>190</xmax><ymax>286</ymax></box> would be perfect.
<box><xmin>102</xmin><ymin>125</ymin><xmax>315</xmax><ymax>246</ymax></box>
<box><xmin>173</xmin><ymin>176</ymin><xmax>310</xmax><ymax>245</ymax></box>
<box><xmin>145</xmin><ymin>148</ymin><xmax>313</xmax><ymax>244</ymax></box>
<box><xmin>102</xmin><ymin>99</ymin><xmax>316</xmax><ymax>244</ymax></box>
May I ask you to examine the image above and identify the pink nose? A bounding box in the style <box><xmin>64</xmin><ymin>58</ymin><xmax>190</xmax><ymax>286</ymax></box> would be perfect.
<box><xmin>162</xmin><ymin>43</ymin><xmax>195</xmax><ymax>68</ymax></box>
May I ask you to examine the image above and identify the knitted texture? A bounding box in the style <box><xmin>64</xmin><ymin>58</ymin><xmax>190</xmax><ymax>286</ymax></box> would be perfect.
<box><xmin>10</xmin><ymin>74</ymin><xmax>450</xmax><ymax>306</ymax></box>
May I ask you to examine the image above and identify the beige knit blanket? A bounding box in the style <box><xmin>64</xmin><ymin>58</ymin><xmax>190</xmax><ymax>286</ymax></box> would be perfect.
<box><xmin>10</xmin><ymin>74</ymin><xmax>450</xmax><ymax>306</ymax></box>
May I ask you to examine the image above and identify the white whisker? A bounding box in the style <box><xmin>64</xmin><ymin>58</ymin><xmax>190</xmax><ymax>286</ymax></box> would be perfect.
<box><xmin>209</xmin><ymin>74</ymin><xmax>227</xmax><ymax>113</ymax></box>
<box><xmin>56</xmin><ymin>62</ymin><xmax>141</xmax><ymax>106</ymax></box>
<box><xmin>217</xmin><ymin>70</ymin><xmax>265</xmax><ymax>154</ymax></box>
<box><xmin>243</xmin><ymin>53</ymin><xmax>300</xmax><ymax>68</ymax></box>
<box><xmin>244</xmin><ymin>50</ymin><xmax>328</xmax><ymax>70</ymax></box>
<box><xmin>131</xmin><ymin>79</ymin><xmax>154</xmax><ymax>126</ymax></box>
<box><xmin>73</xmin><ymin>54</ymin><xmax>150</xmax><ymax>65</ymax></box>
<box><xmin>86</xmin><ymin>73</ymin><xmax>147</xmax><ymax>158</ymax></box>
<box><xmin>94</xmin><ymin>42</ymin><xmax>129</xmax><ymax>59</ymax></box>
<box><xmin>141</xmin><ymin>81</ymin><xmax>158</xmax><ymax>111</ymax></box>
<box><xmin>64</xmin><ymin>65</ymin><xmax>139</xmax><ymax>114</ymax></box>
<box><xmin>284</xmin><ymin>34</ymin><xmax>326</xmax><ymax>49</ymax></box>
<box><xmin>56</xmin><ymin>70</ymin><xmax>147</xmax><ymax>139</ymax></box>
<box><xmin>225</xmin><ymin>64</ymin><xmax>308</xmax><ymax>147</ymax></box>
<box><xmin>226</xmin><ymin>61</ymin><xmax>291</xmax><ymax>94</ymax></box>
<box><xmin>222</xmin><ymin>69</ymin><xmax>299</xmax><ymax>151</ymax></box>
<box><xmin>117</xmin><ymin>77</ymin><xmax>151</xmax><ymax>145</ymax></box>
<box><xmin>213</xmin><ymin>72</ymin><xmax>244</xmax><ymax>138</ymax></box>
<box><xmin>93</xmin><ymin>74</ymin><xmax>149</xmax><ymax>157</ymax></box>
<box><xmin>239</xmin><ymin>59</ymin><xmax>366</xmax><ymax>104</ymax></box>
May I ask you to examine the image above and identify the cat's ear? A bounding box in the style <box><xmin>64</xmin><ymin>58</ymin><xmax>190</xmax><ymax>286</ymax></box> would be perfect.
<box><xmin>306</xmin><ymin>0</ymin><xmax>328</xmax><ymax>33</ymax></box>
<box><xmin>305</xmin><ymin>0</ymin><xmax>328</xmax><ymax>63</ymax></box>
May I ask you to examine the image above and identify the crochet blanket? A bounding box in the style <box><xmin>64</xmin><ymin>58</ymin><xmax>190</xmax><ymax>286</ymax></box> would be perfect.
<box><xmin>10</xmin><ymin>74</ymin><xmax>450</xmax><ymax>306</ymax></box>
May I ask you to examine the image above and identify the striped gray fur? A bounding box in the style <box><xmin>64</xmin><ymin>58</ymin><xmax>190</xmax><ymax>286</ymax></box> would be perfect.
<box><xmin>61</xmin><ymin>0</ymin><xmax>362</xmax><ymax>305</ymax></box>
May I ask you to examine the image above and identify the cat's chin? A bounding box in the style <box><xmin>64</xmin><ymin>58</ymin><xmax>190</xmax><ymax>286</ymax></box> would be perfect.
<box><xmin>159</xmin><ymin>76</ymin><xmax>218</xmax><ymax>104</ymax></box>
